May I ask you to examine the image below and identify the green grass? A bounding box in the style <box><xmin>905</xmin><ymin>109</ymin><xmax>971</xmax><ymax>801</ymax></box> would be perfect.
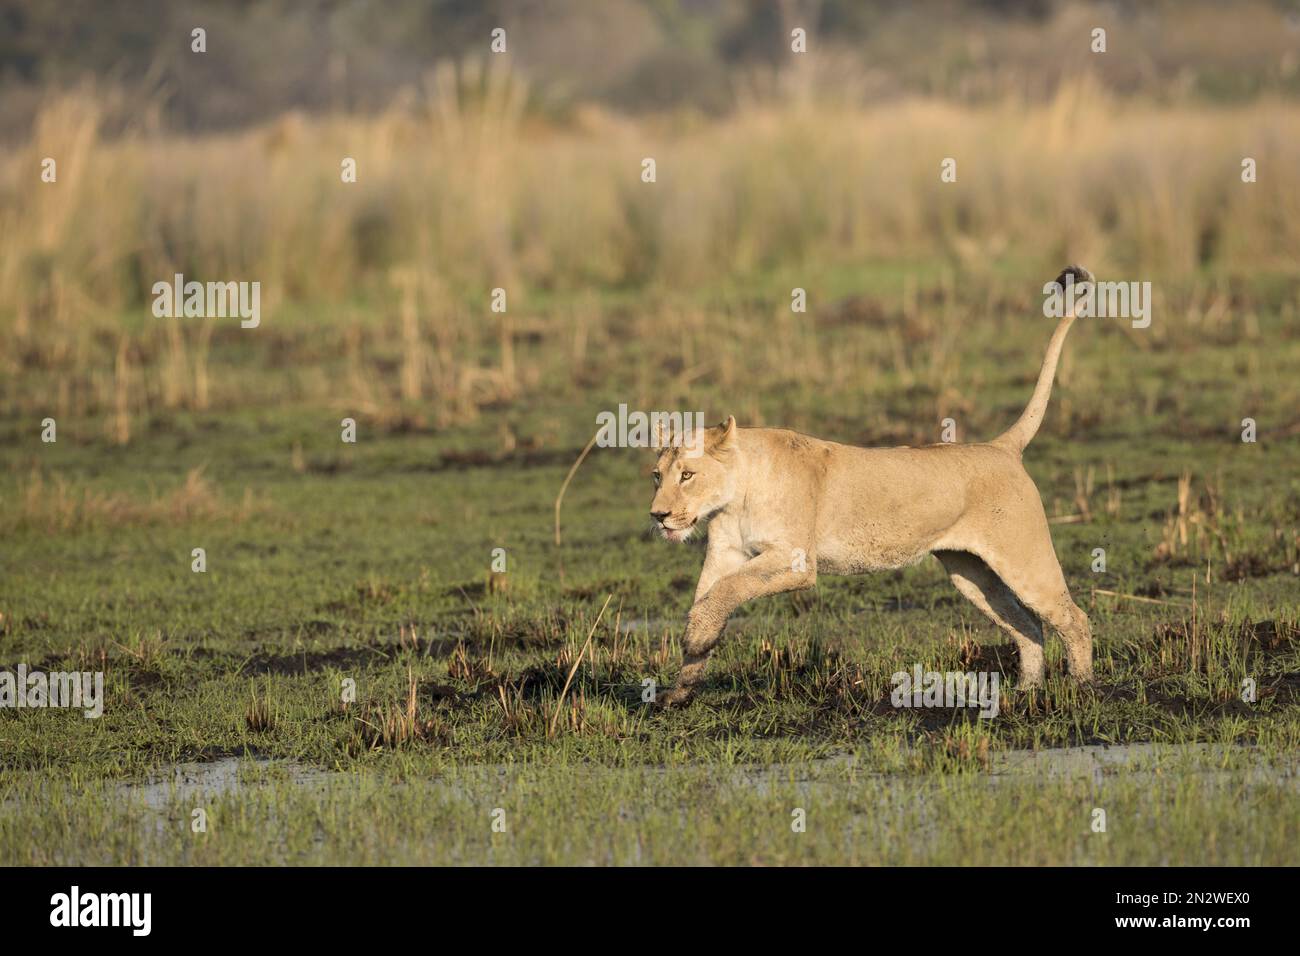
<box><xmin>1</xmin><ymin>265</ymin><xmax>1298</xmax><ymax>865</ymax></box>
<box><xmin>4</xmin><ymin>753</ymin><xmax>1295</xmax><ymax>866</ymax></box>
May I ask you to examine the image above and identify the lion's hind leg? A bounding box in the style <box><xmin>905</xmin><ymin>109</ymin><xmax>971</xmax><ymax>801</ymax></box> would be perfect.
<box><xmin>934</xmin><ymin>549</ymin><xmax>1046</xmax><ymax>687</ymax></box>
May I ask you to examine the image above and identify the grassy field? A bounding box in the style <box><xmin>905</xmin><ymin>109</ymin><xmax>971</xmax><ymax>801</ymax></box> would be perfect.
<box><xmin>3</xmin><ymin>263</ymin><xmax>1298</xmax><ymax>864</ymax></box>
<box><xmin>1</xmin><ymin>80</ymin><xmax>1299</xmax><ymax>865</ymax></box>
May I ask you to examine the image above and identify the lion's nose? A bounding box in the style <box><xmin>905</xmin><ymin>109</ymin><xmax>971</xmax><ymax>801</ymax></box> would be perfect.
<box><xmin>650</xmin><ymin>510</ymin><xmax>670</xmax><ymax>523</ymax></box>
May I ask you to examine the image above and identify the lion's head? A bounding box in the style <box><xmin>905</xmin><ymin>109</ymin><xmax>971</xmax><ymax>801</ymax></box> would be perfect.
<box><xmin>649</xmin><ymin>415</ymin><xmax>739</xmax><ymax>542</ymax></box>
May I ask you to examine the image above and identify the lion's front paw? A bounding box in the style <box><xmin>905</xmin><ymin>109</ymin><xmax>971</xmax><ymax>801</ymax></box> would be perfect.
<box><xmin>655</xmin><ymin>686</ymin><xmax>695</xmax><ymax>709</ymax></box>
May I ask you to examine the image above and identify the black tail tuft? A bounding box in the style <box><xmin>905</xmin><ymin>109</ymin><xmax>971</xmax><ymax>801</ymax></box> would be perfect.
<box><xmin>1053</xmin><ymin>264</ymin><xmax>1095</xmax><ymax>290</ymax></box>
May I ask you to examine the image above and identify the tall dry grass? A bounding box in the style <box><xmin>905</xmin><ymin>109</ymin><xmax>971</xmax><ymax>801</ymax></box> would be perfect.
<box><xmin>2</xmin><ymin>60</ymin><xmax>1298</xmax><ymax>434</ymax></box>
<box><xmin>5</xmin><ymin>66</ymin><xmax>1297</xmax><ymax>313</ymax></box>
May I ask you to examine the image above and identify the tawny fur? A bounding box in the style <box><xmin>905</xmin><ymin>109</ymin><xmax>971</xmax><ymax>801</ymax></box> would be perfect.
<box><xmin>649</xmin><ymin>266</ymin><xmax>1096</xmax><ymax>707</ymax></box>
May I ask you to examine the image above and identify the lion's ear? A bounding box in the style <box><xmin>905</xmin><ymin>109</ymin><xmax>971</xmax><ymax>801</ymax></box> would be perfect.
<box><xmin>708</xmin><ymin>415</ymin><xmax>738</xmax><ymax>457</ymax></box>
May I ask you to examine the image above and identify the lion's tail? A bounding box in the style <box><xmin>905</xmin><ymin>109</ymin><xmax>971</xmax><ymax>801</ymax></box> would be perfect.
<box><xmin>992</xmin><ymin>265</ymin><xmax>1094</xmax><ymax>455</ymax></box>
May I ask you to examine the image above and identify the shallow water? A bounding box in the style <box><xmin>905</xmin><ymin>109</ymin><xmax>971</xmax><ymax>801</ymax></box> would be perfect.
<box><xmin>119</xmin><ymin>741</ymin><xmax>1299</xmax><ymax>811</ymax></box>
<box><xmin>123</xmin><ymin>758</ymin><xmax>335</xmax><ymax>812</ymax></box>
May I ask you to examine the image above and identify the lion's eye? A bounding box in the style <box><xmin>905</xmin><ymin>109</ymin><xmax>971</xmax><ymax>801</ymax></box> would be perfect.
<box><xmin>680</xmin><ymin>471</ymin><xmax>694</xmax><ymax>482</ymax></box>
<box><xmin>652</xmin><ymin>471</ymin><xmax>661</xmax><ymax>485</ymax></box>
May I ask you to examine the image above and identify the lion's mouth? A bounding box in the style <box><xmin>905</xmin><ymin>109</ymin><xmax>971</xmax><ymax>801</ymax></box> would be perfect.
<box><xmin>659</xmin><ymin>516</ymin><xmax>698</xmax><ymax>541</ymax></box>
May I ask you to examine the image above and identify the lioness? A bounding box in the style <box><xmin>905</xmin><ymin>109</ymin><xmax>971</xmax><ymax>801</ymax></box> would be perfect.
<box><xmin>649</xmin><ymin>266</ymin><xmax>1096</xmax><ymax>707</ymax></box>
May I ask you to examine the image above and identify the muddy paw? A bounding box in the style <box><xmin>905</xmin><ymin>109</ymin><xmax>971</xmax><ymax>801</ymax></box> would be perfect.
<box><xmin>655</xmin><ymin>686</ymin><xmax>694</xmax><ymax>709</ymax></box>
